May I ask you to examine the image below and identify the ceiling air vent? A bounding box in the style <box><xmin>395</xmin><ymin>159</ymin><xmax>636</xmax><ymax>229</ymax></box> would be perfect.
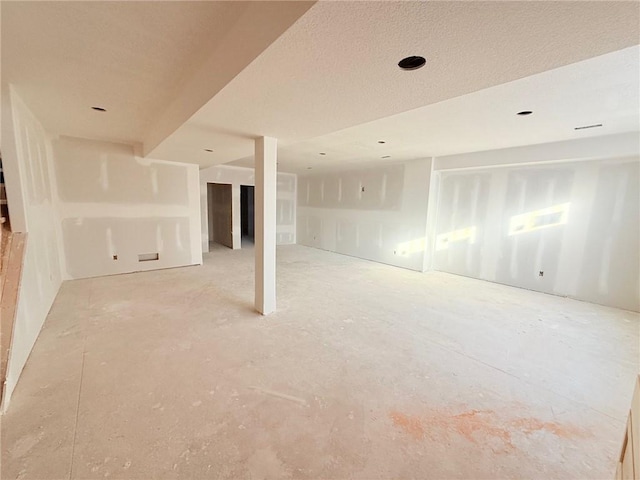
<box><xmin>574</xmin><ymin>123</ymin><xmax>603</xmax><ymax>130</ymax></box>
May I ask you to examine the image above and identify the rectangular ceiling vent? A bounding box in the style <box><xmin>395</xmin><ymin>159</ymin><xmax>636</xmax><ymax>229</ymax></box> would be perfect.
<box><xmin>138</xmin><ymin>252</ymin><xmax>159</xmax><ymax>262</ymax></box>
<box><xmin>574</xmin><ymin>123</ymin><xmax>603</xmax><ymax>130</ymax></box>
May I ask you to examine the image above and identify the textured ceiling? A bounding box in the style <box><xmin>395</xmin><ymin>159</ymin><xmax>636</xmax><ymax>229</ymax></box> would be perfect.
<box><xmin>150</xmin><ymin>1</ymin><xmax>640</xmax><ymax>168</ymax></box>
<box><xmin>2</xmin><ymin>1</ymin><xmax>638</xmax><ymax>169</ymax></box>
<box><xmin>263</xmin><ymin>45</ymin><xmax>639</xmax><ymax>173</ymax></box>
<box><xmin>1</xmin><ymin>1</ymin><xmax>313</xmax><ymax>146</ymax></box>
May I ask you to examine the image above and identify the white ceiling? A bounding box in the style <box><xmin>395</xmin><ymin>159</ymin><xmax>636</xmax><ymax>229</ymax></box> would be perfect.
<box><xmin>148</xmin><ymin>1</ymin><xmax>640</xmax><ymax>170</ymax></box>
<box><xmin>268</xmin><ymin>45</ymin><xmax>640</xmax><ymax>173</ymax></box>
<box><xmin>1</xmin><ymin>1</ymin><xmax>313</xmax><ymax>146</ymax></box>
<box><xmin>2</xmin><ymin>1</ymin><xmax>639</xmax><ymax>171</ymax></box>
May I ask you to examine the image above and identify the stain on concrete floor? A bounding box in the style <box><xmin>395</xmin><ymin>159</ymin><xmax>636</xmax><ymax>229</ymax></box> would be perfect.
<box><xmin>389</xmin><ymin>405</ymin><xmax>591</xmax><ymax>454</ymax></box>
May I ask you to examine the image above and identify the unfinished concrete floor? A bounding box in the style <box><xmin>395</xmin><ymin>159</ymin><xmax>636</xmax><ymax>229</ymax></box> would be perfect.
<box><xmin>2</xmin><ymin>245</ymin><xmax>638</xmax><ymax>479</ymax></box>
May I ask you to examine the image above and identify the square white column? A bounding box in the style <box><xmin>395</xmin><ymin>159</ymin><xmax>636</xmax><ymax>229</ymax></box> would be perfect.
<box><xmin>254</xmin><ymin>136</ymin><xmax>277</xmax><ymax>315</ymax></box>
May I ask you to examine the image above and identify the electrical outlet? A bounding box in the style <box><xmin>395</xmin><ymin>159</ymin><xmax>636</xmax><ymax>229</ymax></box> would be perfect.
<box><xmin>113</xmin><ymin>254</ymin><xmax>118</xmax><ymax>260</ymax></box>
<box><xmin>539</xmin><ymin>271</ymin><xmax>544</xmax><ymax>277</ymax></box>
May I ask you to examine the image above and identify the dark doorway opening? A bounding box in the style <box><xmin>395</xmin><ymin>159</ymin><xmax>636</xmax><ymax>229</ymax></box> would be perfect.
<box><xmin>241</xmin><ymin>185</ymin><xmax>255</xmax><ymax>247</ymax></box>
<box><xmin>207</xmin><ymin>183</ymin><xmax>233</xmax><ymax>250</ymax></box>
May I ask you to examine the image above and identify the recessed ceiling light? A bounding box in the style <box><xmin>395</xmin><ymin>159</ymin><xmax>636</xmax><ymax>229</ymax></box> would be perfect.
<box><xmin>574</xmin><ymin>123</ymin><xmax>603</xmax><ymax>130</ymax></box>
<box><xmin>378</xmin><ymin>140</ymin><xmax>386</xmax><ymax>144</ymax></box>
<box><xmin>398</xmin><ymin>56</ymin><xmax>426</xmax><ymax>71</ymax></box>
<box><xmin>381</xmin><ymin>155</ymin><xmax>391</xmax><ymax>159</ymax></box>
<box><xmin>204</xmin><ymin>149</ymin><xmax>213</xmax><ymax>152</ymax></box>
<box><xmin>91</xmin><ymin>106</ymin><xmax>107</xmax><ymax>112</ymax></box>
<box><xmin>517</xmin><ymin>111</ymin><xmax>533</xmax><ymax>116</ymax></box>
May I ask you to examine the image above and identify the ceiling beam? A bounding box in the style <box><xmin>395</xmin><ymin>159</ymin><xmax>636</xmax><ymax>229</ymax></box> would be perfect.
<box><xmin>142</xmin><ymin>1</ymin><xmax>315</xmax><ymax>158</ymax></box>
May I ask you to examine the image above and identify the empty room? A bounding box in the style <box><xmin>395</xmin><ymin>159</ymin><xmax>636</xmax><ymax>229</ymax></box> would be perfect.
<box><xmin>1</xmin><ymin>2</ymin><xmax>639</xmax><ymax>479</ymax></box>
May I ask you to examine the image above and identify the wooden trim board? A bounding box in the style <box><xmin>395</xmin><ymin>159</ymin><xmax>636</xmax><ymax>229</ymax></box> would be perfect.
<box><xmin>632</xmin><ymin>375</ymin><xmax>640</xmax><ymax>479</ymax></box>
<box><xmin>0</xmin><ymin>232</ymin><xmax>26</xmax><ymax>407</ymax></box>
<box><xmin>618</xmin><ymin>375</ymin><xmax>640</xmax><ymax>480</ymax></box>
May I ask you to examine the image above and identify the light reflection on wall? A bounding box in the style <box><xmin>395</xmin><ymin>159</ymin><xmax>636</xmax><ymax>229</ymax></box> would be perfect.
<box><xmin>435</xmin><ymin>226</ymin><xmax>477</xmax><ymax>251</ymax></box>
<box><xmin>508</xmin><ymin>202</ymin><xmax>571</xmax><ymax>236</ymax></box>
<box><xmin>396</xmin><ymin>237</ymin><xmax>426</xmax><ymax>257</ymax></box>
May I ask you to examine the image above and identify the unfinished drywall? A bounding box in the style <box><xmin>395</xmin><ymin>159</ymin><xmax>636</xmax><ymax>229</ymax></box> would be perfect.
<box><xmin>53</xmin><ymin>136</ymin><xmax>202</xmax><ymax>279</ymax></box>
<box><xmin>297</xmin><ymin>159</ymin><xmax>432</xmax><ymax>271</ymax></box>
<box><xmin>1</xmin><ymin>87</ymin><xmax>64</xmax><ymax>411</ymax></box>
<box><xmin>432</xmin><ymin>155</ymin><xmax>640</xmax><ymax>312</ymax></box>
<box><xmin>199</xmin><ymin>165</ymin><xmax>296</xmax><ymax>251</ymax></box>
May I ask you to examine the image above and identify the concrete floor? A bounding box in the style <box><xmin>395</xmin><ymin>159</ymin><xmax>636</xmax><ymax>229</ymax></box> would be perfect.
<box><xmin>1</xmin><ymin>244</ymin><xmax>638</xmax><ymax>479</ymax></box>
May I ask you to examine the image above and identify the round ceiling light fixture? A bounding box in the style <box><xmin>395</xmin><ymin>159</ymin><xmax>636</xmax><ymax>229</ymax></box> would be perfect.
<box><xmin>517</xmin><ymin>110</ymin><xmax>533</xmax><ymax>116</ymax></box>
<box><xmin>91</xmin><ymin>106</ymin><xmax>107</xmax><ymax>112</ymax></box>
<box><xmin>398</xmin><ymin>56</ymin><xmax>426</xmax><ymax>71</ymax></box>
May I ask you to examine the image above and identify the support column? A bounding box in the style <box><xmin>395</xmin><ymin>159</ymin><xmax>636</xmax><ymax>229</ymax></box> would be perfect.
<box><xmin>254</xmin><ymin>136</ymin><xmax>277</xmax><ymax>315</ymax></box>
<box><xmin>231</xmin><ymin>184</ymin><xmax>242</xmax><ymax>249</ymax></box>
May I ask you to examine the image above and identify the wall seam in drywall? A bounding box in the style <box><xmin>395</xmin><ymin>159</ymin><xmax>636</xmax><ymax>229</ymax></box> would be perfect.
<box><xmin>423</xmin><ymin>161</ymin><xmax>439</xmax><ymax>273</ymax></box>
<box><xmin>297</xmin><ymin>158</ymin><xmax>432</xmax><ymax>272</ymax></box>
<box><xmin>45</xmin><ymin>134</ymin><xmax>69</xmax><ymax>280</ymax></box>
<box><xmin>53</xmin><ymin>136</ymin><xmax>202</xmax><ymax>280</ymax></box>
<box><xmin>432</xmin><ymin>152</ymin><xmax>639</xmax><ymax>311</ymax></box>
<box><xmin>1</xmin><ymin>87</ymin><xmax>64</xmax><ymax>411</ymax></box>
<box><xmin>200</xmin><ymin>164</ymin><xmax>297</xmax><ymax>251</ymax></box>
<box><xmin>1</xmin><ymin>85</ymin><xmax>28</xmax><ymax>233</ymax></box>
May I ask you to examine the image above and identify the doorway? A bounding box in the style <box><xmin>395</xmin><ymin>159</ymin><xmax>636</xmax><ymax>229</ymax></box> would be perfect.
<box><xmin>240</xmin><ymin>185</ymin><xmax>255</xmax><ymax>247</ymax></box>
<box><xmin>207</xmin><ymin>183</ymin><xmax>233</xmax><ymax>250</ymax></box>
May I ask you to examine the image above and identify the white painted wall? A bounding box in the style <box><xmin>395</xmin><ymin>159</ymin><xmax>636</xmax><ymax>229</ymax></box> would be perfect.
<box><xmin>1</xmin><ymin>87</ymin><xmax>64</xmax><ymax>411</ymax></box>
<box><xmin>297</xmin><ymin>159</ymin><xmax>432</xmax><ymax>271</ymax></box>
<box><xmin>53</xmin><ymin>137</ymin><xmax>202</xmax><ymax>279</ymax></box>
<box><xmin>432</xmin><ymin>137</ymin><xmax>640</xmax><ymax>312</ymax></box>
<box><xmin>199</xmin><ymin>164</ymin><xmax>296</xmax><ymax>251</ymax></box>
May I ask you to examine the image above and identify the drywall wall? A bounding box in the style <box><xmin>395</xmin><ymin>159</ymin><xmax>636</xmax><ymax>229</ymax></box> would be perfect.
<box><xmin>432</xmin><ymin>155</ymin><xmax>640</xmax><ymax>311</ymax></box>
<box><xmin>199</xmin><ymin>165</ymin><xmax>296</xmax><ymax>251</ymax></box>
<box><xmin>297</xmin><ymin>159</ymin><xmax>432</xmax><ymax>271</ymax></box>
<box><xmin>53</xmin><ymin>136</ymin><xmax>202</xmax><ymax>279</ymax></box>
<box><xmin>1</xmin><ymin>87</ymin><xmax>64</xmax><ymax>411</ymax></box>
